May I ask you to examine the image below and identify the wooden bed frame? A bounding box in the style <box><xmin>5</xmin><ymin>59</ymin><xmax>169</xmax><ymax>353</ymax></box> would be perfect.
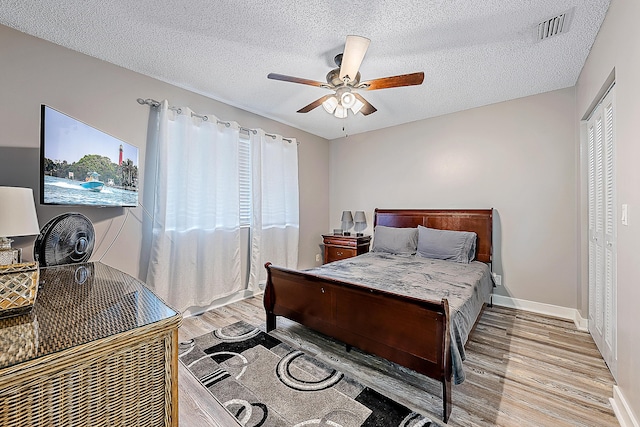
<box><xmin>264</xmin><ymin>208</ymin><xmax>493</xmax><ymax>422</ymax></box>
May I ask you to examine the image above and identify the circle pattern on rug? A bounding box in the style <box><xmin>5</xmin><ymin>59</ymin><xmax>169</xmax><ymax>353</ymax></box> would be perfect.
<box><xmin>276</xmin><ymin>350</ymin><xmax>344</xmax><ymax>391</ymax></box>
<box><xmin>400</xmin><ymin>412</ymin><xmax>431</xmax><ymax>427</ymax></box>
<box><xmin>214</xmin><ymin>326</ymin><xmax>261</xmax><ymax>342</ymax></box>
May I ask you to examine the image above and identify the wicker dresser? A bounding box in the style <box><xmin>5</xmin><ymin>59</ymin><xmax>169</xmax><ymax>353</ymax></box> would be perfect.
<box><xmin>0</xmin><ymin>262</ymin><xmax>182</xmax><ymax>427</ymax></box>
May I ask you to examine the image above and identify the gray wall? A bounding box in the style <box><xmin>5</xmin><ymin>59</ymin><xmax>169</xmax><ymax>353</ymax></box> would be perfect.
<box><xmin>0</xmin><ymin>24</ymin><xmax>330</xmax><ymax>281</ymax></box>
<box><xmin>329</xmin><ymin>87</ymin><xmax>578</xmax><ymax>309</ymax></box>
<box><xmin>575</xmin><ymin>0</ymin><xmax>640</xmax><ymax>419</ymax></box>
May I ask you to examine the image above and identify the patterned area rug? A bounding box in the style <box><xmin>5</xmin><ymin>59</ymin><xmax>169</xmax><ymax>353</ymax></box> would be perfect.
<box><xmin>179</xmin><ymin>321</ymin><xmax>443</xmax><ymax>427</ymax></box>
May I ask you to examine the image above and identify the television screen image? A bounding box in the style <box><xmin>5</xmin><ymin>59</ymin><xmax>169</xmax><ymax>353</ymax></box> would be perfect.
<box><xmin>40</xmin><ymin>105</ymin><xmax>139</xmax><ymax>207</ymax></box>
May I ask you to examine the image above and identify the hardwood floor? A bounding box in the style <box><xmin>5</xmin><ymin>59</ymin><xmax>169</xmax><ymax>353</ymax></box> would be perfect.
<box><xmin>177</xmin><ymin>296</ymin><xmax>618</xmax><ymax>426</ymax></box>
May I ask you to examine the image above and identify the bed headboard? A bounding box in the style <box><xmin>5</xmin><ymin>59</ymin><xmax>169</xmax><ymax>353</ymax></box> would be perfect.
<box><xmin>373</xmin><ymin>208</ymin><xmax>493</xmax><ymax>263</ymax></box>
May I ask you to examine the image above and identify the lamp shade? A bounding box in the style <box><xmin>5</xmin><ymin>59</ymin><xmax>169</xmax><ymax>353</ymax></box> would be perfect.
<box><xmin>353</xmin><ymin>211</ymin><xmax>367</xmax><ymax>235</ymax></box>
<box><xmin>341</xmin><ymin>92</ymin><xmax>357</xmax><ymax>109</ymax></box>
<box><xmin>322</xmin><ymin>96</ymin><xmax>339</xmax><ymax>114</ymax></box>
<box><xmin>333</xmin><ymin>104</ymin><xmax>348</xmax><ymax>119</ymax></box>
<box><xmin>350</xmin><ymin>99</ymin><xmax>365</xmax><ymax>115</ymax></box>
<box><xmin>0</xmin><ymin>187</ymin><xmax>40</xmax><ymax>238</ymax></box>
<box><xmin>341</xmin><ymin>211</ymin><xmax>353</xmax><ymax>223</ymax></box>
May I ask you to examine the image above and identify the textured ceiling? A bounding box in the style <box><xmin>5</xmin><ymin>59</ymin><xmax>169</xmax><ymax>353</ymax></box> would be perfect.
<box><xmin>1</xmin><ymin>0</ymin><xmax>610</xmax><ymax>140</ymax></box>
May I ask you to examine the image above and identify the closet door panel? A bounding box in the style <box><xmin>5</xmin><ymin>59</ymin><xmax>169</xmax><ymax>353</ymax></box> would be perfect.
<box><xmin>586</xmin><ymin>87</ymin><xmax>617</xmax><ymax>380</ymax></box>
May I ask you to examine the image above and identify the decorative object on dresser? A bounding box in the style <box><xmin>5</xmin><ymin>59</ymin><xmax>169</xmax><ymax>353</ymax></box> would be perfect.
<box><xmin>340</xmin><ymin>210</ymin><xmax>354</xmax><ymax>235</ymax></box>
<box><xmin>266</xmin><ymin>208</ymin><xmax>493</xmax><ymax>422</ymax></box>
<box><xmin>0</xmin><ymin>262</ymin><xmax>182</xmax><ymax>427</ymax></box>
<box><xmin>0</xmin><ymin>187</ymin><xmax>41</xmax><ymax>319</ymax></box>
<box><xmin>353</xmin><ymin>210</ymin><xmax>367</xmax><ymax>236</ymax></box>
<box><xmin>322</xmin><ymin>233</ymin><xmax>371</xmax><ymax>264</ymax></box>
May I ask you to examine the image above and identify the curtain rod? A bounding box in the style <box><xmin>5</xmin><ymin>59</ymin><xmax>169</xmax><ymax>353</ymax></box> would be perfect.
<box><xmin>137</xmin><ymin>97</ymin><xmax>296</xmax><ymax>144</ymax></box>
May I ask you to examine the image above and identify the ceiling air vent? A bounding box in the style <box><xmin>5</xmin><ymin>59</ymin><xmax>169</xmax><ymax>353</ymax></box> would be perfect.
<box><xmin>537</xmin><ymin>8</ymin><xmax>574</xmax><ymax>41</ymax></box>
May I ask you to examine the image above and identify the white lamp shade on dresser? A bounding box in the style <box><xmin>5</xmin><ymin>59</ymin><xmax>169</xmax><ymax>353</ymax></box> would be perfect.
<box><xmin>0</xmin><ymin>187</ymin><xmax>40</xmax><ymax>239</ymax></box>
<box><xmin>0</xmin><ymin>187</ymin><xmax>41</xmax><ymax>317</ymax></box>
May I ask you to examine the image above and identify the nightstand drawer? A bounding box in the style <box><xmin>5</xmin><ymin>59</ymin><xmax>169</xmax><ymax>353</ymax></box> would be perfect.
<box><xmin>323</xmin><ymin>236</ymin><xmax>358</xmax><ymax>247</ymax></box>
<box><xmin>322</xmin><ymin>234</ymin><xmax>371</xmax><ymax>264</ymax></box>
<box><xmin>325</xmin><ymin>246</ymin><xmax>357</xmax><ymax>263</ymax></box>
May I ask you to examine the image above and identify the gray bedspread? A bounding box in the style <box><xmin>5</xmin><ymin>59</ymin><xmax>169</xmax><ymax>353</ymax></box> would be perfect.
<box><xmin>303</xmin><ymin>252</ymin><xmax>493</xmax><ymax>384</ymax></box>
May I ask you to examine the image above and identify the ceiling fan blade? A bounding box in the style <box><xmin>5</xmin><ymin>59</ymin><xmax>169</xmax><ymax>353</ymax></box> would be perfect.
<box><xmin>353</xmin><ymin>93</ymin><xmax>377</xmax><ymax>116</ymax></box>
<box><xmin>358</xmin><ymin>72</ymin><xmax>425</xmax><ymax>91</ymax></box>
<box><xmin>297</xmin><ymin>94</ymin><xmax>335</xmax><ymax>113</ymax></box>
<box><xmin>268</xmin><ymin>73</ymin><xmax>330</xmax><ymax>88</ymax></box>
<box><xmin>339</xmin><ymin>35</ymin><xmax>371</xmax><ymax>83</ymax></box>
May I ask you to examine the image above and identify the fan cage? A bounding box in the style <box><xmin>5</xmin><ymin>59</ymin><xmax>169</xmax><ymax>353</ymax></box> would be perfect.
<box><xmin>34</xmin><ymin>213</ymin><xmax>95</xmax><ymax>267</ymax></box>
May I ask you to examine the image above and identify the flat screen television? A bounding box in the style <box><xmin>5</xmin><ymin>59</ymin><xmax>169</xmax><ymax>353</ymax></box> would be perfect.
<box><xmin>40</xmin><ymin>105</ymin><xmax>139</xmax><ymax>207</ymax></box>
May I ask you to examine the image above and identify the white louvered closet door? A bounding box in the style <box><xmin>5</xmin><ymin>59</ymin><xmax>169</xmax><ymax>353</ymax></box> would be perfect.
<box><xmin>586</xmin><ymin>86</ymin><xmax>617</xmax><ymax>380</ymax></box>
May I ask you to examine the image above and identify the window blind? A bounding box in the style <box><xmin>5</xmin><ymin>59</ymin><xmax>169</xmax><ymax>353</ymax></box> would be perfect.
<box><xmin>239</xmin><ymin>134</ymin><xmax>251</xmax><ymax>226</ymax></box>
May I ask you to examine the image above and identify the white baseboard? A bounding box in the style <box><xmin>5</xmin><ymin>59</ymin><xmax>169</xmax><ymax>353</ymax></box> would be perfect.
<box><xmin>611</xmin><ymin>385</ymin><xmax>640</xmax><ymax>427</ymax></box>
<box><xmin>573</xmin><ymin>310</ymin><xmax>589</xmax><ymax>331</ymax></box>
<box><xmin>183</xmin><ymin>289</ymin><xmax>263</xmax><ymax>318</ymax></box>
<box><xmin>491</xmin><ymin>294</ymin><xmax>588</xmax><ymax>332</ymax></box>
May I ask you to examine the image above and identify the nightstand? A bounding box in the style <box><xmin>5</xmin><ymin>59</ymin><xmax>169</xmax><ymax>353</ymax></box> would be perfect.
<box><xmin>322</xmin><ymin>234</ymin><xmax>371</xmax><ymax>264</ymax></box>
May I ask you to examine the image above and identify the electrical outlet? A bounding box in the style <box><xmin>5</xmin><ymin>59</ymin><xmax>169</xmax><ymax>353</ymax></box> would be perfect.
<box><xmin>315</xmin><ymin>254</ymin><xmax>321</xmax><ymax>262</ymax></box>
<box><xmin>492</xmin><ymin>273</ymin><xmax>502</xmax><ymax>286</ymax></box>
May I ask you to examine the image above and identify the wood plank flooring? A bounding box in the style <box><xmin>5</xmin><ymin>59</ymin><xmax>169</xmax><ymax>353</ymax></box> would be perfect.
<box><xmin>178</xmin><ymin>296</ymin><xmax>618</xmax><ymax>426</ymax></box>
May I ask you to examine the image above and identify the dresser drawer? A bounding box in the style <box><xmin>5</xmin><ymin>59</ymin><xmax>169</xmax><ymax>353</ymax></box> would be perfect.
<box><xmin>325</xmin><ymin>246</ymin><xmax>357</xmax><ymax>263</ymax></box>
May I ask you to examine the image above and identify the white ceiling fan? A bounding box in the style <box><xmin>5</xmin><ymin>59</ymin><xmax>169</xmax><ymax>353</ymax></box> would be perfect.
<box><xmin>268</xmin><ymin>35</ymin><xmax>425</xmax><ymax>118</ymax></box>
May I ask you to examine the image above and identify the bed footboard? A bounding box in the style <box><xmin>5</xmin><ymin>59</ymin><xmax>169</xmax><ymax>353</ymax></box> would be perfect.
<box><xmin>264</xmin><ymin>262</ymin><xmax>453</xmax><ymax>422</ymax></box>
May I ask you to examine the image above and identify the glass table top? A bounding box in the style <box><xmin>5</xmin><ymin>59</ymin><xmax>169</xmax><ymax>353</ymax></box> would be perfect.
<box><xmin>0</xmin><ymin>262</ymin><xmax>180</xmax><ymax>370</ymax></box>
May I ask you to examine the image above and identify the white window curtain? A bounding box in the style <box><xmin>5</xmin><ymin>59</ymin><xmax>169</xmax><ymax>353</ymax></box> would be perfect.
<box><xmin>248</xmin><ymin>130</ymin><xmax>299</xmax><ymax>291</ymax></box>
<box><xmin>146</xmin><ymin>101</ymin><xmax>243</xmax><ymax>311</ymax></box>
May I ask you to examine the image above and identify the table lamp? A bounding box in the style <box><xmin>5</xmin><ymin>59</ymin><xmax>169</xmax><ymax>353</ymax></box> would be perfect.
<box><xmin>354</xmin><ymin>211</ymin><xmax>367</xmax><ymax>236</ymax></box>
<box><xmin>341</xmin><ymin>210</ymin><xmax>353</xmax><ymax>236</ymax></box>
<box><xmin>0</xmin><ymin>187</ymin><xmax>40</xmax><ymax>265</ymax></box>
<box><xmin>0</xmin><ymin>187</ymin><xmax>41</xmax><ymax>318</ymax></box>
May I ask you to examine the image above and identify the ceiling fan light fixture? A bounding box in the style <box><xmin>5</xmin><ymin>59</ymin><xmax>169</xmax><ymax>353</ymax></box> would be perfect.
<box><xmin>322</xmin><ymin>96</ymin><xmax>338</xmax><ymax>113</ymax></box>
<box><xmin>269</xmin><ymin>36</ymin><xmax>423</xmax><ymax>118</ymax></box>
<box><xmin>334</xmin><ymin>104</ymin><xmax>348</xmax><ymax>119</ymax></box>
<box><xmin>350</xmin><ymin>99</ymin><xmax>364</xmax><ymax>115</ymax></box>
<box><xmin>341</xmin><ymin>91</ymin><xmax>357</xmax><ymax>109</ymax></box>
